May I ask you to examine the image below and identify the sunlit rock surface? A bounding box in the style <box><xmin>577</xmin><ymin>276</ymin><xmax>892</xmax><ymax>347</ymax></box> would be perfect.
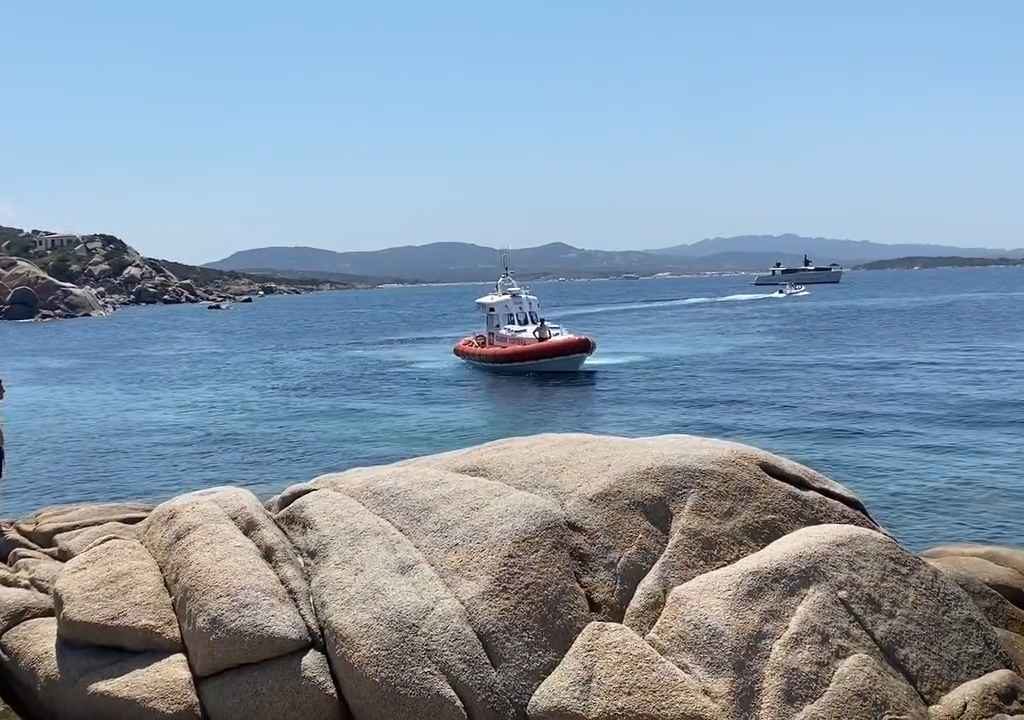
<box><xmin>1</xmin><ymin>434</ymin><xmax>1020</xmax><ymax>719</ymax></box>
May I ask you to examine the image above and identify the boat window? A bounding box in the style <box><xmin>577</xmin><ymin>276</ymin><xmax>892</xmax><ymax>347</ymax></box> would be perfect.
<box><xmin>529</xmin><ymin>311</ymin><xmax>539</xmax><ymax>324</ymax></box>
<box><xmin>516</xmin><ymin>311</ymin><xmax>528</xmax><ymax>325</ymax></box>
<box><xmin>506</xmin><ymin>313</ymin><xmax>515</xmax><ymax>325</ymax></box>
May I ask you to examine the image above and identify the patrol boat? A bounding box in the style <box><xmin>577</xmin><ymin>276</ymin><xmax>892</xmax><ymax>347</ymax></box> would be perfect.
<box><xmin>453</xmin><ymin>263</ymin><xmax>596</xmax><ymax>373</ymax></box>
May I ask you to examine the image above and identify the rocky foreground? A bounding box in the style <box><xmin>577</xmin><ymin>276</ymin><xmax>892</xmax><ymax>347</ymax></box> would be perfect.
<box><xmin>1</xmin><ymin>434</ymin><xmax>1022</xmax><ymax>719</ymax></box>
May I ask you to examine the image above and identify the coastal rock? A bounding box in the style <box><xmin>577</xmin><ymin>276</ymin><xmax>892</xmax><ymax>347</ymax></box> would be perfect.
<box><xmin>8</xmin><ymin>552</ymin><xmax>63</xmax><ymax>595</ymax></box>
<box><xmin>527</xmin><ymin>621</ymin><xmax>724</xmax><ymax>719</ymax></box>
<box><xmin>0</xmin><ymin>618</ymin><xmax>201</xmax><ymax>720</ymax></box>
<box><xmin>2</xmin><ymin>228</ymin><xmax>334</xmax><ymax>322</ymax></box>
<box><xmin>928</xmin><ymin>669</ymin><xmax>1024</xmax><ymax>719</ymax></box>
<box><xmin>119</xmin><ymin>260</ymin><xmax>159</xmax><ymax>286</ymax></box>
<box><xmin>197</xmin><ymin>648</ymin><xmax>345</xmax><ymax>720</ymax></box>
<box><xmin>139</xmin><ymin>488</ymin><xmax>312</xmax><ymax>677</ymax></box>
<box><xmin>929</xmin><ymin>562</ymin><xmax>1024</xmax><ymax>635</ymax></box>
<box><xmin>998</xmin><ymin>629</ymin><xmax>1024</xmax><ymax>671</ymax></box>
<box><xmin>174</xmin><ymin>279</ymin><xmax>201</xmax><ymax>302</ymax></box>
<box><xmin>0</xmin><ymin>523</ymin><xmax>47</xmax><ymax>564</ymax></box>
<box><xmin>385</xmin><ymin>433</ymin><xmax>879</xmax><ymax>634</ymax></box>
<box><xmin>275</xmin><ymin>482</ymin><xmax>521</xmax><ymax>720</ymax></box>
<box><xmin>0</xmin><ymin>257</ymin><xmax>106</xmax><ymax>319</ymax></box>
<box><xmin>923</xmin><ymin>544</ymin><xmax>1024</xmax><ymax>610</ymax></box>
<box><xmin>0</xmin><ymin>434</ymin><xmax>1021</xmax><ymax>720</ymax></box>
<box><xmin>13</xmin><ymin>502</ymin><xmax>151</xmax><ymax>547</ymax></box>
<box><xmin>269</xmin><ymin>433</ymin><xmax>880</xmax><ymax>717</ymax></box>
<box><xmin>131</xmin><ymin>282</ymin><xmax>163</xmax><ymax>304</ymax></box>
<box><xmin>51</xmin><ymin>520</ymin><xmax>139</xmax><ymax>560</ymax></box>
<box><xmin>156</xmin><ymin>280</ymin><xmax>203</xmax><ymax>305</ymax></box>
<box><xmin>188</xmin><ymin>487</ymin><xmax>320</xmax><ymax>644</ymax></box>
<box><xmin>0</xmin><ymin>584</ymin><xmax>52</xmax><ymax>636</ymax></box>
<box><xmin>646</xmin><ymin>524</ymin><xmax>1013</xmax><ymax>716</ymax></box>
<box><xmin>2</xmin><ymin>286</ymin><xmax>39</xmax><ymax>320</ymax></box>
<box><xmin>794</xmin><ymin>653</ymin><xmax>928</xmax><ymax>720</ymax></box>
<box><xmin>53</xmin><ymin>538</ymin><xmax>182</xmax><ymax>652</ymax></box>
<box><xmin>0</xmin><ymin>564</ymin><xmax>34</xmax><ymax>591</ymax></box>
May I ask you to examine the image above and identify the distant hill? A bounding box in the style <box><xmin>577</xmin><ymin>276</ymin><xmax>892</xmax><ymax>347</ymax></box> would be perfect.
<box><xmin>152</xmin><ymin>259</ymin><xmax>377</xmax><ymax>288</ymax></box>
<box><xmin>856</xmin><ymin>256</ymin><xmax>1024</xmax><ymax>271</ymax></box>
<box><xmin>207</xmin><ymin>242</ymin><xmax>699</xmax><ymax>283</ymax></box>
<box><xmin>208</xmin><ymin>267</ymin><xmax>405</xmax><ymax>285</ymax></box>
<box><xmin>207</xmin><ymin>235</ymin><xmax>1018</xmax><ymax>283</ymax></box>
<box><xmin>653</xmin><ymin>234</ymin><xmax>1010</xmax><ymax>265</ymax></box>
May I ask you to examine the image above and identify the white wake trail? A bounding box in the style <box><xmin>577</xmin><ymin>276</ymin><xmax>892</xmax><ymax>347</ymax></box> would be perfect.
<box><xmin>557</xmin><ymin>292</ymin><xmax>781</xmax><ymax>318</ymax></box>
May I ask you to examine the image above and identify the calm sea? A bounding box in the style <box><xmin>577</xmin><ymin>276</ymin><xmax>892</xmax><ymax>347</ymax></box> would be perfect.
<box><xmin>1</xmin><ymin>268</ymin><xmax>1021</xmax><ymax>550</ymax></box>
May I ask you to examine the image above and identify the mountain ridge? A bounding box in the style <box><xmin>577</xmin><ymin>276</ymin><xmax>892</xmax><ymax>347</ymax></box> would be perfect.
<box><xmin>207</xmin><ymin>234</ymin><xmax>1020</xmax><ymax>282</ymax></box>
<box><xmin>652</xmin><ymin>233</ymin><xmax>1015</xmax><ymax>262</ymax></box>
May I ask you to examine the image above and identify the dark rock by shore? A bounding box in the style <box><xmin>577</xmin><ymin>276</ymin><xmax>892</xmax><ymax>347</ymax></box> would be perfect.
<box><xmin>0</xmin><ymin>434</ymin><xmax>1022</xmax><ymax>719</ymax></box>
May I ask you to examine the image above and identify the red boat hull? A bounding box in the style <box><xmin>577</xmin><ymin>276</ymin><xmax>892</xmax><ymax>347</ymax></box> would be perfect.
<box><xmin>453</xmin><ymin>335</ymin><xmax>596</xmax><ymax>369</ymax></box>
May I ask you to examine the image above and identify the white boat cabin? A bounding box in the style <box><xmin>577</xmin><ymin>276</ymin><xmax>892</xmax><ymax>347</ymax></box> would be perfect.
<box><xmin>474</xmin><ymin>273</ymin><xmax>565</xmax><ymax>346</ymax></box>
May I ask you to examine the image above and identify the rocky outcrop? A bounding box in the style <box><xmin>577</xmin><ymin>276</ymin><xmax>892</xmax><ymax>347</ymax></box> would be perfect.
<box><xmin>13</xmin><ymin>502</ymin><xmax>151</xmax><ymax>548</ymax></box>
<box><xmin>1</xmin><ymin>226</ymin><xmax>355</xmax><ymax>322</ymax></box>
<box><xmin>923</xmin><ymin>544</ymin><xmax>1024</xmax><ymax>609</ymax></box>
<box><xmin>53</xmin><ymin>539</ymin><xmax>182</xmax><ymax>653</ymax></box>
<box><xmin>139</xmin><ymin>488</ymin><xmax>317</xmax><ymax>677</ymax></box>
<box><xmin>1</xmin><ymin>618</ymin><xmax>200</xmax><ymax>720</ymax></box>
<box><xmin>1</xmin><ymin>287</ymin><xmax>38</xmax><ymax>321</ymax></box>
<box><xmin>0</xmin><ymin>257</ymin><xmax>108</xmax><ymax>321</ymax></box>
<box><xmin>0</xmin><ymin>434</ymin><xmax>1021</xmax><ymax>720</ymax></box>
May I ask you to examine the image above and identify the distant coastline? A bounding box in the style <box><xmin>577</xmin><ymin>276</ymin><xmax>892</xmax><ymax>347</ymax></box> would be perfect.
<box><xmin>206</xmin><ymin>234</ymin><xmax>1024</xmax><ymax>284</ymax></box>
<box><xmin>856</xmin><ymin>256</ymin><xmax>1024</xmax><ymax>271</ymax></box>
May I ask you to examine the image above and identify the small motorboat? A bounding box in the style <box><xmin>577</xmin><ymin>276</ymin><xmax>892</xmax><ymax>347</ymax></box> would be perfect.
<box><xmin>454</xmin><ymin>262</ymin><xmax>596</xmax><ymax>373</ymax></box>
<box><xmin>773</xmin><ymin>283</ymin><xmax>805</xmax><ymax>296</ymax></box>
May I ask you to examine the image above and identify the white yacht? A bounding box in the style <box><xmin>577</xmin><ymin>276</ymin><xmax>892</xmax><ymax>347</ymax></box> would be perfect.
<box><xmin>753</xmin><ymin>255</ymin><xmax>843</xmax><ymax>285</ymax></box>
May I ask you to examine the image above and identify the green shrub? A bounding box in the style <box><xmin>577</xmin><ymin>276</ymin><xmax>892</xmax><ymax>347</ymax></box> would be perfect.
<box><xmin>46</xmin><ymin>253</ymin><xmax>75</xmax><ymax>283</ymax></box>
<box><xmin>5</xmin><ymin>237</ymin><xmax>35</xmax><ymax>257</ymax></box>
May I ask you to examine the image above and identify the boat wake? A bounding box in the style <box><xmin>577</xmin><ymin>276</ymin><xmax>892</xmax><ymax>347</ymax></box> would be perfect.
<box><xmin>585</xmin><ymin>354</ymin><xmax>648</xmax><ymax>366</ymax></box>
<box><xmin>558</xmin><ymin>292</ymin><xmax>782</xmax><ymax>318</ymax></box>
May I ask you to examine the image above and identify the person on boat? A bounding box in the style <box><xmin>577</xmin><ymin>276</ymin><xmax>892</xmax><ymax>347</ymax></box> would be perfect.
<box><xmin>533</xmin><ymin>318</ymin><xmax>552</xmax><ymax>341</ymax></box>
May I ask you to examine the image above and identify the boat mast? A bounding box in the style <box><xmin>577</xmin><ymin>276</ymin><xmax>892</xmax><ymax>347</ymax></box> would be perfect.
<box><xmin>496</xmin><ymin>247</ymin><xmax>514</xmax><ymax>293</ymax></box>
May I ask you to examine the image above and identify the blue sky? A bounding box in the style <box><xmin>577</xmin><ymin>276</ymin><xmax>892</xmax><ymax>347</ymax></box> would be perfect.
<box><xmin>2</xmin><ymin>2</ymin><xmax>1021</xmax><ymax>263</ymax></box>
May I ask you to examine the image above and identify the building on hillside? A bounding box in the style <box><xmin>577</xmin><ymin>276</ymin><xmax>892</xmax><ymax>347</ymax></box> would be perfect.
<box><xmin>31</xmin><ymin>234</ymin><xmax>81</xmax><ymax>252</ymax></box>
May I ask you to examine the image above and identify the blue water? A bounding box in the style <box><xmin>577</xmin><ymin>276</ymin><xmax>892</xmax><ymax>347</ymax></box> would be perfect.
<box><xmin>1</xmin><ymin>268</ymin><xmax>1022</xmax><ymax>550</ymax></box>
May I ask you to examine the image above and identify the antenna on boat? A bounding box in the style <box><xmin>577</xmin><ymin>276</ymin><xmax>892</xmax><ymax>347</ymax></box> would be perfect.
<box><xmin>496</xmin><ymin>246</ymin><xmax>517</xmax><ymax>294</ymax></box>
<box><xmin>498</xmin><ymin>246</ymin><xmax>512</xmax><ymax>275</ymax></box>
